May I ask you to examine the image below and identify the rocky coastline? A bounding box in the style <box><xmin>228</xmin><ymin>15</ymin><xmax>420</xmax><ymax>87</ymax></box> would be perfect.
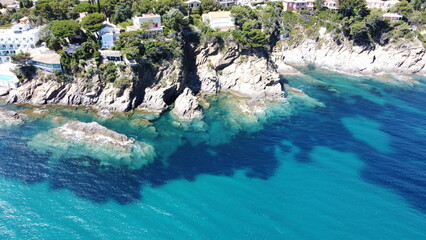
<box><xmin>2</xmin><ymin>35</ymin><xmax>425</xmax><ymax>121</ymax></box>
<box><xmin>2</xmin><ymin>42</ymin><xmax>285</xmax><ymax>120</ymax></box>
<box><xmin>272</xmin><ymin>29</ymin><xmax>426</xmax><ymax>77</ymax></box>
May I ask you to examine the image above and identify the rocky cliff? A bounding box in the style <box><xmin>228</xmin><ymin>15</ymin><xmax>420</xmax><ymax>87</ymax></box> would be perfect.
<box><xmin>4</xmin><ymin>42</ymin><xmax>286</xmax><ymax>120</ymax></box>
<box><xmin>273</xmin><ymin>28</ymin><xmax>426</xmax><ymax>76</ymax></box>
<box><xmin>191</xmin><ymin>42</ymin><xmax>284</xmax><ymax>101</ymax></box>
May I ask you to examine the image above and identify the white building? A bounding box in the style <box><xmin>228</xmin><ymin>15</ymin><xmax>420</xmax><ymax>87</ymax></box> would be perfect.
<box><xmin>381</xmin><ymin>12</ymin><xmax>403</xmax><ymax>22</ymax></box>
<box><xmin>202</xmin><ymin>11</ymin><xmax>235</xmax><ymax>30</ymax></box>
<box><xmin>185</xmin><ymin>0</ymin><xmax>201</xmax><ymax>9</ymax></box>
<box><xmin>282</xmin><ymin>0</ymin><xmax>315</xmax><ymax>12</ymax></box>
<box><xmin>366</xmin><ymin>0</ymin><xmax>400</xmax><ymax>10</ymax></box>
<box><xmin>323</xmin><ymin>0</ymin><xmax>339</xmax><ymax>10</ymax></box>
<box><xmin>28</xmin><ymin>47</ymin><xmax>62</xmax><ymax>73</ymax></box>
<box><xmin>0</xmin><ymin>23</ymin><xmax>43</xmax><ymax>63</ymax></box>
<box><xmin>98</xmin><ymin>21</ymin><xmax>121</xmax><ymax>49</ymax></box>
<box><xmin>126</xmin><ymin>14</ymin><xmax>164</xmax><ymax>33</ymax></box>
<box><xmin>236</xmin><ymin>0</ymin><xmax>262</xmax><ymax>5</ymax></box>
<box><xmin>216</xmin><ymin>0</ymin><xmax>237</xmax><ymax>7</ymax></box>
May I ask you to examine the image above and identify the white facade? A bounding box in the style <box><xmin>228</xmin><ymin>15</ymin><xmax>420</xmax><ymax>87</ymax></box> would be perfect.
<box><xmin>381</xmin><ymin>13</ymin><xmax>403</xmax><ymax>22</ymax></box>
<box><xmin>323</xmin><ymin>0</ymin><xmax>339</xmax><ymax>10</ymax></box>
<box><xmin>0</xmin><ymin>24</ymin><xmax>42</xmax><ymax>63</ymax></box>
<box><xmin>366</xmin><ymin>0</ymin><xmax>399</xmax><ymax>10</ymax></box>
<box><xmin>98</xmin><ymin>22</ymin><xmax>121</xmax><ymax>49</ymax></box>
<box><xmin>282</xmin><ymin>0</ymin><xmax>315</xmax><ymax>11</ymax></box>
<box><xmin>185</xmin><ymin>0</ymin><xmax>201</xmax><ymax>9</ymax></box>
<box><xmin>236</xmin><ymin>0</ymin><xmax>260</xmax><ymax>5</ymax></box>
<box><xmin>216</xmin><ymin>0</ymin><xmax>237</xmax><ymax>7</ymax></box>
<box><xmin>202</xmin><ymin>11</ymin><xmax>235</xmax><ymax>30</ymax></box>
<box><xmin>127</xmin><ymin>14</ymin><xmax>164</xmax><ymax>33</ymax></box>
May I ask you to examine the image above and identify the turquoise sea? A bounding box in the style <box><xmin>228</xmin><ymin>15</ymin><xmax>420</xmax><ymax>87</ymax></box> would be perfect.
<box><xmin>1</xmin><ymin>68</ymin><xmax>426</xmax><ymax>239</ymax></box>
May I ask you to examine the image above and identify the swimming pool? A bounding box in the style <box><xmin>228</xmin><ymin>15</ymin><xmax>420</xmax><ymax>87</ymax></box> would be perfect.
<box><xmin>0</xmin><ymin>74</ymin><xmax>15</xmax><ymax>81</ymax></box>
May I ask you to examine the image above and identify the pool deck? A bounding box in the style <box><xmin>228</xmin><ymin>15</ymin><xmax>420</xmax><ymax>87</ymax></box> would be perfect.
<box><xmin>0</xmin><ymin>63</ymin><xmax>19</xmax><ymax>88</ymax></box>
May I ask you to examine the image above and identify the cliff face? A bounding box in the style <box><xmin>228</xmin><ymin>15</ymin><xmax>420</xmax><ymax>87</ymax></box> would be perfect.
<box><xmin>192</xmin><ymin>42</ymin><xmax>284</xmax><ymax>101</ymax></box>
<box><xmin>4</xmin><ymin>41</ymin><xmax>285</xmax><ymax>119</ymax></box>
<box><xmin>273</xmin><ymin>29</ymin><xmax>426</xmax><ymax>76</ymax></box>
<box><xmin>7</xmin><ymin>73</ymin><xmax>134</xmax><ymax>112</ymax></box>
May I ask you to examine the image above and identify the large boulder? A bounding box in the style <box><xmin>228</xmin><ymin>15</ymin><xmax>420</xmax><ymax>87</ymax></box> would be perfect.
<box><xmin>172</xmin><ymin>88</ymin><xmax>203</xmax><ymax>120</ymax></box>
<box><xmin>0</xmin><ymin>107</ymin><xmax>23</xmax><ymax>127</ymax></box>
<box><xmin>29</xmin><ymin>121</ymin><xmax>156</xmax><ymax>169</ymax></box>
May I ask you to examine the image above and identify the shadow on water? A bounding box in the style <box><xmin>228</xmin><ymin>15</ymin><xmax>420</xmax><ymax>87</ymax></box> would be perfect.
<box><xmin>46</xmin><ymin>132</ymin><xmax>278</xmax><ymax>204</ymax></box>
<box><xmin>0</xmin><ymin>70</ymin><xmax>425</xmax><ymax>214</ymax></box>
<box><xmin>278</xmin><ymin>71</ymin><xmax>426</xmax><ymax>213</ymax></box>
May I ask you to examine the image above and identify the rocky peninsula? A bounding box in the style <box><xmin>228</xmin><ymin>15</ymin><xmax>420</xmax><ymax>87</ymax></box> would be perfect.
<box><xmin>29</xmin><ymin>121</ymin><xmax>156</xmax><ymax>169</ymax></box>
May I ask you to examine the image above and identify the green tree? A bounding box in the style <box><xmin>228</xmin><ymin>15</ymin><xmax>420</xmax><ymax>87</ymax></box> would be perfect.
<box><xmin>350</xmin><ymin>21</ymin><xmax>370</xmax><ymax>45</ymax></box>
<box><xmin>73</xmin><ymin>2</ymin><xmax>95</xmax><ymax>13</ymax></box>
<box><xmin>339</xmin><ymin>0</ymin><xmax>368</xmax><ymax>18</ymax></box>
<box><xmin>315</xmin><ymin>0</ymin><xmax>323</xmax><ymax>10</ymax></box>
<box><xmin>81</xmin><ymin>12</ymin><xmax>106</xmax><ymax>33</ymax></box>
<box><xmin>413</xmin><ymin>0</ymin><xmax>426</xmax><ymax>11</ymax></box>
<box><xmin>163</xmin><ymin>8</ymin><xmax>189</xmax><ymax>31</ymax></box>
<box><xmin>391</xmin><ymin>0</ymin><xmax>414</xmax><ymax>16</ymax></box>
<box><xmin>11</xmin><ymin>52</ymin><xmax>31</xmax><ymax>66</ymax></box>
<box><xmin>50</xmin><ymin>20</ymin><xmax>81</xmax><ymax>38</ymax></box>
<box><xmin>0</xmin><ymin>14</ymin><xmax>10</xmax><ymax>26</ymax></box>
<box><xmin>113</xmin><ymin>1</ymin><xmax>132</xmax><ymax>24</ymax></box>
<box><xmin>200</xmin><ymin>0</ymin><xmax>219</xmax><ymax>13</ymax></box>
<box><xmin>230</xmin><ymin>5</ymin><xmax>258</xmax><ymax>30</ymax></box>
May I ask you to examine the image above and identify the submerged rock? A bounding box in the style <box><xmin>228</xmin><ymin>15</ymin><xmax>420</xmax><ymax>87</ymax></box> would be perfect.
<box><xmin>29</xmin><ymin>121</ymin><xmax>156</xmax><ymax>169</ymax></box>
<box><xmin>172</xmin><ymin>88</ymin><xmax>203</xmax><ymax>120</ymax></box>
<box><xmin>0</xmin><ymin>107</ymin><xmax>24</xmax><ymax>127</ymax></box>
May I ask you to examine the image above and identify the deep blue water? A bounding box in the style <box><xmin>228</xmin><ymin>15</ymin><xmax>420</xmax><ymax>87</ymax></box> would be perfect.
<box><xmin>0</xmin><ymin>68</ymin><xmax>425</xmax><ymax>239</ymax></box>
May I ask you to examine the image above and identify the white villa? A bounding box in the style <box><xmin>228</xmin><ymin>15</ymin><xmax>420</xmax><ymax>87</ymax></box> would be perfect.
<box><xmin>282</xmin><ymin>0</ymin><xmax>315</xmax><ymax>12</ymax></box>
<box><xmin>0</xmin><ymin>22</ymin><xmax>43</xmax><ymax>63</ymax></box>
<box><xmin>202</xmin><ymin>11</ymin><xmax>235</xmax><ymax>30</ymax></box>
<box><xmin>381</xmin><ymin>12</ymin><xmax>403</xmax><ymax>22</ymax></box>
<box><xmin>216</xmin><ymin>0</ymin><xmax>237</xmax><ymax>7</ymax></box>
<box><xmin>126</xmin><ymin>14</ymin><xmax>164</xmax><ymax>33</ymax></box>
<box><xmin>185</xmin><ymin>0</ymin><xmax>201</xmax><ymax>9</ymax></box>
<box><xmin>323</xmin><ymin>0</ymin><xmax>339</xmax><ymax>10</ymax></box>
<box><xmin>98</xmin><ymin>21</ymin><xmax>121</xmax><ymax>49</ymax></box>
<box><xmin>366</xmin><ymin>0</ymin><xmax>400</xmax><ymax>10</ymax></box>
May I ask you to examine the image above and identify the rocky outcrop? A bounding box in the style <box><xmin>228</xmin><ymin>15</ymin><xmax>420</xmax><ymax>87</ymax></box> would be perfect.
<box><xmin>29</xmin><ymin>121</ymin><xmax>156</xmax><ymax>169</ymax></box>
<box><xmin>273</xmin><ymin>30</ymin><xmax>426</xmax><ymax>76</ymax></box>
<box><xmin>172</xmin><ymin>88</ymin><xmax>203</xmax><ymax>120</ymax></box>
<box><xmin>6</xmin><ymin>75</ymin><xmax>132</xmax><ymax>112</ymax></box>
<box><xmin>137</xmin><ymin>61</ymin><xmax>184</xmax><ymax>113</ymax></box>
<box><xmin>3</xmin><ymin>42</ymin><xmax>286</xmax><ymax>119</ymax></box>
<box><xmin>0</xmin><ymin>107</ymin><xmax>23</xmax><ymax>127</ymax></box>
<box><xmin>194</xmin><ymin>42</ymin><xmax>285</xmax><ymax>101</ymax></box>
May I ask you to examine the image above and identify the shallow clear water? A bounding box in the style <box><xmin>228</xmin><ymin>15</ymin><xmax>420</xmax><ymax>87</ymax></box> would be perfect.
<box><xmin>0</xmin><ymin>68</ymin><xmax>425</xmax><ymax>239</ymax></box>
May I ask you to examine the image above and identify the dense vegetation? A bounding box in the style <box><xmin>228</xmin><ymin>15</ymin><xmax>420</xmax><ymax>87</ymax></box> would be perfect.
<box><xmin>282</xmin><ymin>0</ymin><xmax>426</xmax><ymax>47</ymax></box>
<box><xmin>1</xmin><ymin>0</ymin><xmax>425</xmax><ymax>83</ymax></box>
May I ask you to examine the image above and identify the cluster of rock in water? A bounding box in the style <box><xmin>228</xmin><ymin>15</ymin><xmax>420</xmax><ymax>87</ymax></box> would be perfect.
<box><xmin>6</xmin><ymin>33</ymin><xmax>418</xmax><ymax>169</ymax></box>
